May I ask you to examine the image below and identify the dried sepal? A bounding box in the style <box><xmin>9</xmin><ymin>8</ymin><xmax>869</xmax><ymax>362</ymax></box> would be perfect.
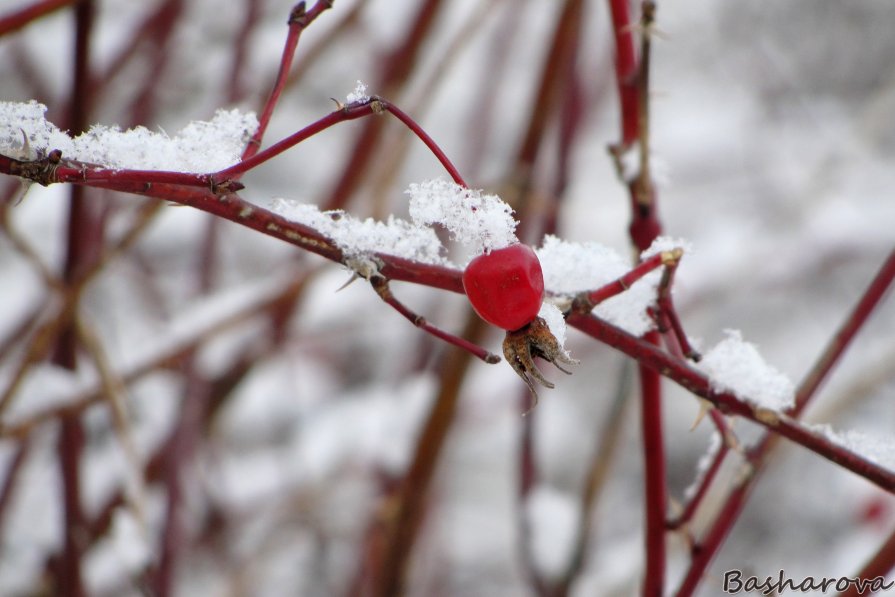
<box><xmin>503</xmin><ymin>316</ymin><xmax>579</xmax><ymax>410</ymax></box>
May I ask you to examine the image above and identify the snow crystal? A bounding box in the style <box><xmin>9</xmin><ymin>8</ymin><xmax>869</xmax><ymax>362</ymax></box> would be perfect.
<box><xmin>0</xmin><ymin>100</ymin><xmax>258</xmax><ymax>172</ymax></box>
<box><xmin>346</xmin><ymin>80</ymin><xmax>370</xmax><ymax>104</ymax></box>
<box><xmin>641</xmin><ymin>235</ymin><xmax>694</xmax><ymax>260</ymax></box>
<box><xmin>406</xmin><ymin>178</ymin><xmax>518</xmax><ymax>256</ymax></box>
<box><xmin>270</xmin><ymin>199</ymin><xmax>449</xmax><ymax>265</ymax></box>
<box><xmin>537</xmin><ymin>235</ymin><xmax>658</xmax><ymax>336</ymax></box>
<box><xmin>809</xmin><ymin>424</ymin><xmax>895</xmax><ymax>470</ymax></box>
<box><xmin>539</xmin><ymin>302</ymin><xmax>573</xmax><ymax>359</ymax></box>
<box><xmin>697</xmin><ymin>329</ymin><xmax>795</xmax><ymax>410</ymax></box>
<box><xmin>524</xmin><ymin>486</ymin><xmax>580</xmax><ymax>579</ymax></box>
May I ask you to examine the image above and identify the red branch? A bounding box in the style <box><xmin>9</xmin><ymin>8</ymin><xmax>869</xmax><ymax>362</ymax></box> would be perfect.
<box><xmin>242</xmin><ymin>0</ymin><xmax>333</xmax><ymax>163</ymax></box>
<box><xmin>607</xmin><ymin>0</ymin><xmax>640</xmax><ymax>147</ymax></box>
<box><xmin>566</xmin><ymin>311</ymin><xmax>895</xmax><ymax>491</ymax></box>
<box><xmin>0</xmin><ymin>0</ymin><xmax>75</xmax><ymax>36</ymax></box>
<box><xmin>673</xmin><ymin>247</ymin><xmax>895</xmax><ymax>595</ymax></box>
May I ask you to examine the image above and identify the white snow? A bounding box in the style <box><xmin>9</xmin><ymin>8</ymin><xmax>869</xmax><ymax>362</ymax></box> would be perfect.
<box><xmin>345</xmin><ymin>80</ymin><xmax>370</xmax><ymax>104</ymax></box>
<box><xmin>406</xmin><ymin>178</ymin><xmax>518</xmax><ymax>256</ymax></box>
<box><xmin>269</xmin><ymin>199</ymin><xmax>450</xmax><ymax>265</ymax></box>
<box><xmin>810</xmin><ymin>424</ymin><xmax>895</xmax><ymax>470</ymax></box>
<box><xmin>271</xmin><ymin>178</ymin><xmax>521</xmax><ymax>264</ymax></box>
<box><xmin>524</xmin><ymin>486</ymin><xmax>580</xmax><ymax>580</ymax></box>
<box><xmin>537</xmin><ymin>235</ymin><xmax>659</xmax><ymax>336</ymax></box>
<box><xmin>697</xmin><ymin>329</ymin><xmax>795</xmax><ymax>410</ymax></box>
<box><xmin>641</xmin><ymin>235</ymin><xmax>694</xmax><ymax>260</ymax></box>
<box><xmin>0</xmin><ymin>100</ymin><xmax>258</xmax><ymax>172</ymax></box>
<box><xmin>538</xmin><ymin>302</ymin><xmax>574</xmax><ymax>359</ymax></box>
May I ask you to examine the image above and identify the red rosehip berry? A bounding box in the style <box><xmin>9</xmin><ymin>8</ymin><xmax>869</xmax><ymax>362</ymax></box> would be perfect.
<box><xmin>462</xmin><ymin>243</ymin><xmax>545</xmax><ymax>331</ymax></box>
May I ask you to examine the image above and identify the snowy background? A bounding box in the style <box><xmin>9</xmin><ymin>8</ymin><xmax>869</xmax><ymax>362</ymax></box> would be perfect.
<box><xmin>1</xmin><ymin>0</ymin><xmax>894</xmax><ymax>595</ymax></box>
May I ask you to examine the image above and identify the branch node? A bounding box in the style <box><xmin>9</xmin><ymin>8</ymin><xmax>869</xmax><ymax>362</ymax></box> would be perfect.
<box><xmin>8</xmin><ymin>149</ymin><xmax>63</xmax><ymax>186</ymax></box>
<box><xmin>288</xmin><ymin>2</ymin><xmax>307</xmax><ymax>25</ymax></box>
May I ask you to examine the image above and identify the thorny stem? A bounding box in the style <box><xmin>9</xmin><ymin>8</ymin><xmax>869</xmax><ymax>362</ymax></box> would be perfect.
<box><xmin>654</xmin><ymin>256</ymin><xmax>700</xmax><ymax>360</ymax></box>
<box><xmin>369</xmin><ymin>275</ymin><xmax>499</xmax><ymax>363</ymax></box>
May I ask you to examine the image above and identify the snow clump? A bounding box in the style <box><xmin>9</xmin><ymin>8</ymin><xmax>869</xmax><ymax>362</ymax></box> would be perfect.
<box><xmin>346</xmin><ymin>80</ymin><xmax>370</xmax><ymax>104</ymax></box>
<box><xmin>407</xmin><ymin>178</ymin><xmax>518</xmax><ymax>256</ymax></box>
<box><xmin>697</xmin><ymin>329</ymin><xmax>795</xmax><ymax>410</ymax></box>
<box><xmin>0</xmin><ymin>100</ymin><xmax>257</xmax><ymax>172</ymax></box>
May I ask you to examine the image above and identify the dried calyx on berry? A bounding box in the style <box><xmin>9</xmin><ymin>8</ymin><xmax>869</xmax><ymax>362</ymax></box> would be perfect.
<box><xmin>503</xmin><ymin>316</ymin><xmax>578</xmax><ymax>407</ymax></box>
<box><xmin>462</xmin><ymin>242</ymin><xmax>577</xmax><ymax>405</ymax></box>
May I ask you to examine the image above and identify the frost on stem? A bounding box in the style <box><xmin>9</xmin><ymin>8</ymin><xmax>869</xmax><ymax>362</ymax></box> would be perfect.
<box><xmin>0</xmin><ymin>100</ymin><xmax>258</xmax><ymax>172</ymax></box>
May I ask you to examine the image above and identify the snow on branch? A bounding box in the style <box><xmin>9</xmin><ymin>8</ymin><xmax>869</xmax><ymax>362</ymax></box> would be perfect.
<box><xmin>697</xmin><ymin>329</ymin><xmax>795</xmax><ymax>411</ymax></box>
<box><xmin>0</xmin><ymin>100</ymin><xmax>258</xmax><ymax>172</ymax></box>
<box><xmin>270</xmin><ymin>199</ymin><xmax>450</xmax><ymax>266</ymax></box>
<box><xmin>406</xmin><ymin>177</ymin><xmax>518</xmax><ymax>255</ymax></box>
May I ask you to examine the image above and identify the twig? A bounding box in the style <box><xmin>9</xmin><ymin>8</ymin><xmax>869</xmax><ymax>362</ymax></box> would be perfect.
<box><xmin>322</xmin><ymin>0</ymin><xmax>446</xmax><ymax>210</ymax></box>
<box><xmin>242</xmin><ymin>1</ymin><xmax>334</xmax><ymax>164</ymax></box>
<box><xmin>369</xmin><ymin>275</ymin><xmax>499</xmax><ymax>364</ymax></box>
<box><xmin>0</xmin><ymin>0</ymin><xmax>75</xmax><ymax>36</ymax></box>
<box><xmin>578</xmin><ymin>248</ymin><xmax>681</xmax><ymax>308</ymax></box>
<box><xmin>606</xmin><ymin>0</ymin><xmax>640</xmax><ymax>148</ymax></box>
<box><xmin>839</xmin><ymin>529</ymin><xmax>895</xmax><ymax>597</ymax></box>
<box><xmin>566</xmin><ymin>312</ymin><xmax>895</xmax><ymax>491</ymax></box>
<box><xmin>673</xmin><ymin>247</ymin><xmax>895</xmax><ymax>595</ymax></box>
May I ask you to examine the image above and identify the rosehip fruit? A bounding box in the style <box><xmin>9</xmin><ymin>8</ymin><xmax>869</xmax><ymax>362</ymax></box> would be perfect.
<box><xmin>462</xmin><ymin>243</ymin><xmax>545</xmax><ymax>331</ymax></box>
